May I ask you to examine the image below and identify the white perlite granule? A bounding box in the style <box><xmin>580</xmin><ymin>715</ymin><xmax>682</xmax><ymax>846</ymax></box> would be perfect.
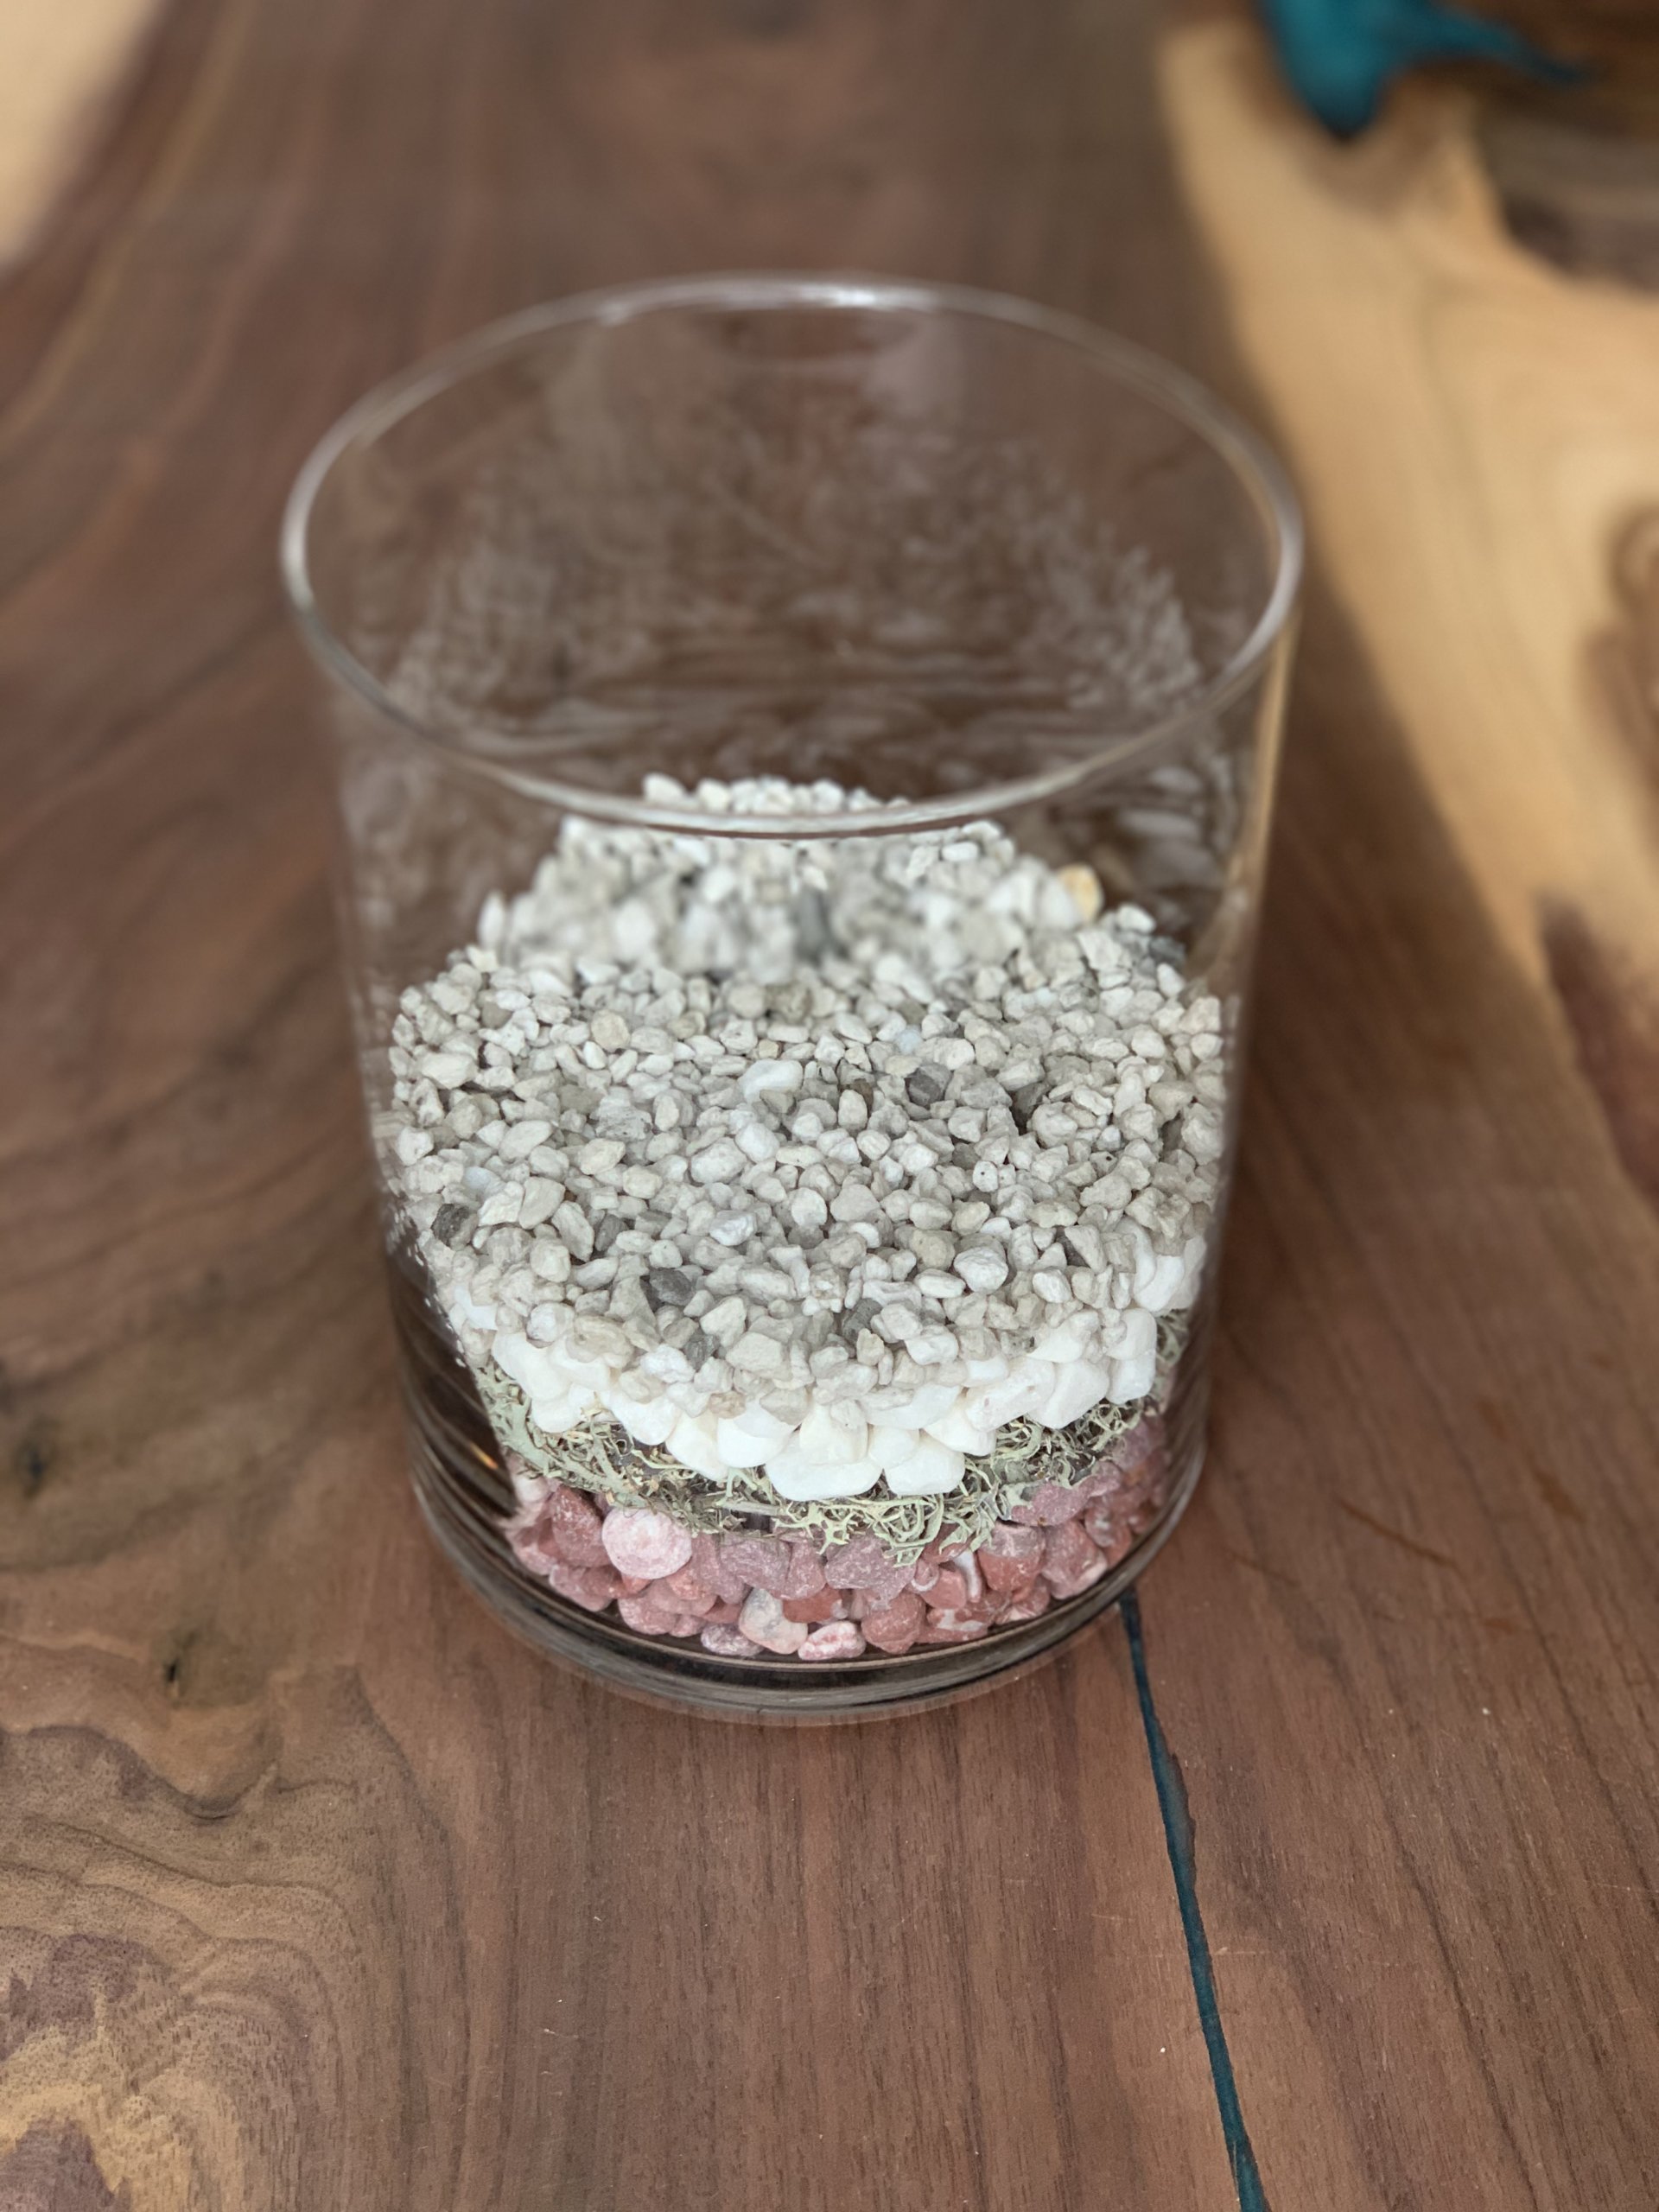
<box><xmin>386</xmin><ymin>779</ymin><xmax>1224</xmax><ymax>1504</ymax></box>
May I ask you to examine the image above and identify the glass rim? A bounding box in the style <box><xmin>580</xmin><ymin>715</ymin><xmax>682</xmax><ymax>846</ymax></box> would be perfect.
<box><xmin>280</xmin><ymin>271</ymin><xmax>1304</xmax><ymax>838</ymax></box>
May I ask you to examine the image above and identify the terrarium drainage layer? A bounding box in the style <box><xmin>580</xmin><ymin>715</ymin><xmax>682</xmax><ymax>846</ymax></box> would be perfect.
<box><xmin>385</xmin><ymin>778</ymin><xmax>1224</xmax><ymax>1662</ymax></box>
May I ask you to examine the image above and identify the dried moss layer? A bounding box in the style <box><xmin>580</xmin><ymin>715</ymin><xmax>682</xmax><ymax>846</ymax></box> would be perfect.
<box><xmin>484</xmin><ymin>1317</ymin><xmax>1186</xmax><ymax>1564</ymax></box>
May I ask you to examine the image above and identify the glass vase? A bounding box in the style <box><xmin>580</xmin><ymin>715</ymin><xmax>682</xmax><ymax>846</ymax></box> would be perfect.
<box><xmin>282</xmin><ymin>275</ymin><xmax>1300</xmax><ymax>1714</ymax></box>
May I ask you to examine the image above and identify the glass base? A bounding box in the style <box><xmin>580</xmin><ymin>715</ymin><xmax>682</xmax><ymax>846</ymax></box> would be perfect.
<box><xmin>394</xmin><ymin>1249</ymin><xmax>1208</xmax><ymax>1717</ymax></box>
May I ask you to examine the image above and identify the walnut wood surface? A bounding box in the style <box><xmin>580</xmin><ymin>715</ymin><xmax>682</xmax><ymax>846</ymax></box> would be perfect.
<box><xmin>3</xmin><ymin>2</ymin><xmax>1658</xmax><ymax>2208</ymax></box>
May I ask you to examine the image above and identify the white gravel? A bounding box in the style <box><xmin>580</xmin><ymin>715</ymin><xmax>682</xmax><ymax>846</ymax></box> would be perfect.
<box><xmin>385</xmin><ymin>778</ymin><xmax>1224</xmax><ymax>1503</ymax></box>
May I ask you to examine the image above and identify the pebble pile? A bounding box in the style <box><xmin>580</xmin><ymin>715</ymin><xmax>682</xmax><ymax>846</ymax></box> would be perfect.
<box><xmin>504</xmin><ymin>1413</ymin><xmax>1172</xmax><ymax>1659</ymax></box>
<box><xmin>385</xmin><ymin>777</ymin><xmax>1224</xmax><ymax>1656</ymax></box>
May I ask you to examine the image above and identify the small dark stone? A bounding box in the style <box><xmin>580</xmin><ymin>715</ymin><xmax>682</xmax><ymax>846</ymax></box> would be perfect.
<box><xmin>951</xmin><ymin>1142</ymin><xmax>979</xmax><ymax>1173</ymax></box>
<box><xmin>683</xmin><ymin>1329</ymin><xmax>711</xmax><ymax>1370</ymax></box>
<box><xmin>905</xmin><ymin>1065</ymin><xmax>949</xmax><ymax>1109</ymax></box>
<box><xmin>594</xmin><ymin>1213</ymin><xmax>623</xmax><ymax>1256</ymax></box>
<box><xmin>1009</xmin><ymin>1078</ymin><xmax>1048</xmax><ymax>1130</ymax></box>
<box><xmin>645</xmin><ymin>1266</ymin><xmax>696</xmax><ymax>1310</ymax></box>
<box><xmin>841</xmin><ymin>1297</ymin><xmax>881</xmax><ymax>1340</ymax></box>
<box><xmin>844</xmin><ymin>1077</ymin><xmax>875</xmax><ymax>1109</ymax></box>
<box><xmin>792</xmin><ymin>887</ymin><xmax>832</xmax><ymax>959</ymax></box>
<box><xmin>432</xmin><ymin>1201</ymin><xmax>476</xmax><ymax>1246</ymax></box>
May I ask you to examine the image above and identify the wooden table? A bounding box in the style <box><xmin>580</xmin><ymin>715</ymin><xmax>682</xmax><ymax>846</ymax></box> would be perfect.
<box><xmin>4</xmin><ymin>3</ymin><xmax>1657</xmax><ymax>2205</ymax></box>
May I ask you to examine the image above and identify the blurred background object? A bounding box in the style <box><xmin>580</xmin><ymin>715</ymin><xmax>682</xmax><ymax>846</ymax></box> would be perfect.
<box><xmin>0</xmin><ymin>0</ymin><xmax>157</xmax><ymax>263</ymax></box>
<box><xmin>1256</xmin><ymin>0</ymin><xmax>1575</xmax><ymax>137</ymax></box>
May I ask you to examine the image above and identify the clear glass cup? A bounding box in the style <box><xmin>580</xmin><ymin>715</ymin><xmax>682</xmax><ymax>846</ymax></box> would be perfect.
<box><xmin>282</xmin><ymin>275</ymin><xmax>1300</xmax><ymax>1715</ymax></box>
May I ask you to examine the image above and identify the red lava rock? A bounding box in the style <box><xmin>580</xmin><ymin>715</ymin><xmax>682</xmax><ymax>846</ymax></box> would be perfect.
<box><xmin>978</xmin><ymin>1524</ymin><xmax>1047</xmax><ymax>1592</ymax></box>
<box><xmin>700</xmin><ymin>1621</ymin><xmax>761</xmax><ymax>1658</ymax></box>
<box><xmin>798</xmin><ymin>1621</ymin><xmax>867</xmax><ymax>1662</ymax></box>
<box><xmin>861</xmin><ymin>1590</ymin><xmax>926</xmax><ymax>1653</ymax></box>
<box><xmin>918</xmin><ymin>1612</ymin><xmax>989</xmax><ymax>1644</ymax></box>
<box><xmin>782</xmin><ymin>1586</ymin><xmax>845</xmax><ymax>1624</ymax></box>
<box><xmin>929</xmin><ymin>1567</ymin><xmax>970</xmax><ymax>1612</ymax></box>
<box><xmin>1000</xmin><ymin>1579</ymin><xmax>1053</xmax><ymax>1623</ymax></box>
<box><xmin>602</xmin><ymin>1508</ymin><xmax>695</xmax><ymax>1580</ymax></box>
<box><xmin>544</xmin><ymin>1560</ymin><xmax>622</xmax><ymax>1612</ymax></box>
<box><xmin>1007</xmin><ymin>1479</ymin><xmax>1091</xmax><ymax>1529</ymax></box>
<box><xmin>780</xmin><ymin>1539</ymin><xmax>828</xmax><ymax>1599</ymax></box>
<box><xmin>1042</xmin><ymin>1520</ymin><xmax>1109</xmax><ymax>1599</ymax></box>
<box><xmin>720</xmin><ymin>1533</ymin><xmax>792</xmax><ymax>1596</ymax></box>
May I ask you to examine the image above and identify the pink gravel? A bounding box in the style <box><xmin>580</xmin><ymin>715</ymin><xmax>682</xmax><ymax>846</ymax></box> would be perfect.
<box><xmin>700</xmin><ymin>1621</ymin><xmax>761</xmax><ymax>1657</ymax></box>
<box><xmin>781</xmin><ymin>1586</ymin><xmax>846</xmax><ymax>1624</ymax></box>
<box><xmin>543</xmin><ymin>1560</ymin><xmax>622</xmax><ymax>1612</ymax></box>
<box><xmin>601</xmin><ymin>1508</ymin><xmax>695</xmax><ymax>1580</ymax></box>
<box><xmin>780</xmin><ymin>1539</ymin><xmax>828</xmax><ymax>1599</ymax></box>
<box><xmin>509</xmin><ymin>1419</ymin><xmax>1173</xmax><ymax>1662</ymax></box>
<box><xmin>721</xmin><ymin>1532</ymin><xmax>793</xmax><ymax>1595</ymax></box>
<box><xmin>1042</xmin><ymin>1521</ymin><xmax>1109</xmax><ymax>1599</ymax></box>
<box><xmin>861</xmin><ymin>1590</ymin><xmax>927</xmax><ymax>1654</ymax></box>
<box><xmin>798</xmin><ymin>1621</ymin><xmax>868</xmax><ymax>1662</ymax></box>
<box><xmin>822</xmin><ymin>1535</ymin><xmax>913</xmax><ymax>1603</ymax></box>
<box><xmin>1007</xmin><ymin>1479</ymin><xmax>1092</xmax><ymax>1529</ymax></box>
<box><xmin>979</xmin><ymin>1524</ymin><xmax>1046</xmax><ymax>1591</ymax></box>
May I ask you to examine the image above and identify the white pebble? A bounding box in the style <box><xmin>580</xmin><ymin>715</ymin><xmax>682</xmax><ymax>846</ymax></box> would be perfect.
<box><xmin>738</xmin><ymin>1059</ymin><xmax>804</xmax><ymax>1103</ymax></box>
<box><xmin>789</xmin><ymin>1188</ymin><xmax>829</xmax><ymax>1232</ymax></box>
<box><xmin>690</xmin><ymin>1138</ymin><xmax>747</xmax><ymax>1185</ymax></box>
<box><xmin>952</xmin><ymin>1247</ymin><xmax>1009</xmax><ymax>1294</ymax></box>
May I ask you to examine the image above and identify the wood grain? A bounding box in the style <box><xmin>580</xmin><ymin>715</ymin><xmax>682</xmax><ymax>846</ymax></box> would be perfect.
<box><xmin>4</xmin><ymin>0</ymin><xmax>1659</xmax><ymax>2206</ymax></box>
<box><xmin>1147</xmin><ymin>22</ymin><xmax>1659</xmax><ymax>2209</ymax></box>
<box><xmin>1166</xmin><ymin>22</ymin><xmax>1659</xmax><ymax>1001</ymax></box>
<box><xmin>0</xmin><ymin>0</ymin><xmax>162</xmax><ymax>267</ymax></box>
<box><xmin>0</xmin><ymin>3</ymin><xmax>1237</xmax><ymax>2207</ymax></box>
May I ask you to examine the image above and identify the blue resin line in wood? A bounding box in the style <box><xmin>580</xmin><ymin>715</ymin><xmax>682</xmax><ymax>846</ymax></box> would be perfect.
<box><xmin>1122</xmin><ymin>1590</ymin><xmax>1271</xmax><ymax>2212</ymax></box>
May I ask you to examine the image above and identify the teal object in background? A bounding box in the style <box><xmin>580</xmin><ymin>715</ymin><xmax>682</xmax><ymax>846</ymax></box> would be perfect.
<box><xmin>1258</xmin><ymin>0</ymin><xmax>1580</xmax><ymax>136</ymax></box>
